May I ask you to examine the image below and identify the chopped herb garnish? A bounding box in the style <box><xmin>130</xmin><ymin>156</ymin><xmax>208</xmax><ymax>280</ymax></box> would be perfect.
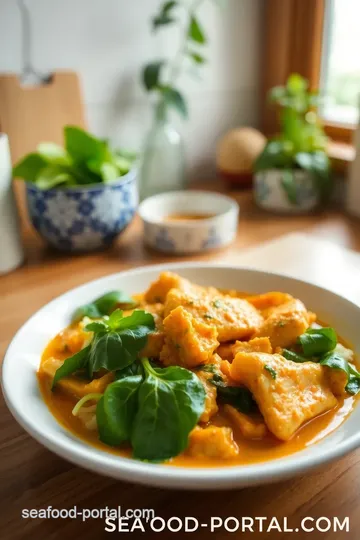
<box><xmin>212</xmin><ymin>299</ymin><xmax>222</xmax><ymax>309</ymax></box>
<box><xmin>203</xmin><ymin>314</ymin><xmax>214</xmax><ymax>320</ymax></box>
<box><xmin>196</xmin><ymin>363</ymin><xmax>218</xmax><ymax>374</ymax></box>
<box><xmin>277</xmin><ymin>320</ymin><xmax>286</xmax><ymax>328</ymax></box>
<box><xmin>264</xmin><ymin>365</ymin><xmax>277</xmax><ymax>379</ymax></box>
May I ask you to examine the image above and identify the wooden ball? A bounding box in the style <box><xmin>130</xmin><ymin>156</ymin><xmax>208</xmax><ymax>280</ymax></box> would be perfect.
<box><xmin>217</xmin><ymin>128</ymin><xmax>266</xmax><ymax>188</ymax></box>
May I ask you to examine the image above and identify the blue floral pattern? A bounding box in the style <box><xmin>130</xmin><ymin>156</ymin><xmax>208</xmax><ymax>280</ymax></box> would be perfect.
<box><xmin>26</xmin><ymin>171</ymin><xmax>137</xmax><ymax>252</ymax></box>
<box><xmin>154</xmin><ymin>228</ymin><xmax>176</xmax><ymax>252</ymax></box>
<box><xmin>254</xmin><ymin>171</ymin><xmax>319</xmax><ymax>212</ymax></box>
<box><xmin>202</xmin><ymin>227</ymin><xmax>222</xmax><ymax>249</ymax></box>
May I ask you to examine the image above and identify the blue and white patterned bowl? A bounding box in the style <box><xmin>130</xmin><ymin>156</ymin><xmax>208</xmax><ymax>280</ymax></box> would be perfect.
<box><xmin>138</xmin><ymin>191</ymin><xmax>239</xmax><ymax>254</ymax></box>
<box><xmin>254</xmin><ymin>169</ymin><xmax>320</xmax><ymax>213</ymax></box>
<box><xmin>26</xmin><ymin>169</ymin><xmax>138</xmax><ymax>252</ymax></box>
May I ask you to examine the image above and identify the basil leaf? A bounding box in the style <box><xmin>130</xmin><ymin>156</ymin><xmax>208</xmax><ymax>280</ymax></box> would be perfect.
<box><xmin>211</xmin><ymin>377</ymin><xmax>255</xmax><ymax>414</ymax></box>
<box><xmin>88</xmin><ymin>311</ymin><xmax>155</xmax><ymax>376</ymax></box>
<box><xmin>96</xmin><ymin>375</ymin><xmax>143</xmax><ymax>446</ymax></box>
<box><xmin>85</xmin><ymin>321</ymin><xmax>109</xmax><ymax>333</ymax></box>
<box><xmin>51</xmin><ymin>345</ymin><xmax>91</xmax><ymax>389</ymax></box>
<box><xmin>131</xmin><ymin>359</ymin><xmax>206</xmax><ymax>461</ymax></box>
<box><xmin>298</xmin><ymin>327</ymin><xmax>337</xmax><ymax>357</ymax></box>
<box><xmin>72</xmin><ymin>291</ymin><xmax>137</xmax><ymax>322</ymax></box>
<box><xmin>282</xmin><ymin>349</ymin><xmax>310</xmax><ymax>363</ymax></box>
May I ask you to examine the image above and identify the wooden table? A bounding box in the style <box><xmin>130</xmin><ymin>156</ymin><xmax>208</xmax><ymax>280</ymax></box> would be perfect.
<box><xmin>1</xmin><ymin>191</ymin><xmax>360</xmax><ymax>540</ymax></box>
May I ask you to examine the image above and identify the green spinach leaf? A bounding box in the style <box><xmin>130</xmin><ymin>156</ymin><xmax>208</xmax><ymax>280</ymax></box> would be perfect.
<box><xmin>51</xmin><ymin>345</ymin><xmax>91</xmax><ymax>389</ymax></box>
<box><xmin>320</xmin><ymin>351</ymin><xmax>360</xmax><ymax>395</ymax></box>
<box><xmin>211</xmin><ymin>376</ymin><xmax>255</xmax><ymax>414</ymax></box>
<box><xmin>87</xmin><ymin>311</ymin><xmax>155</xmax><ymax>377</ymax></box>
<box><xmin>298</xmin><ymin>327</ymin><xmax>337</xmax><ymax>357</ymax></box>
<box><xmin>97</xmin><ymin>375</ymin><xmax>142</xmax><ymax>446</ymax></box>
<box><xmin>72</xmin><ymin>291</ymin><xmax>137</xmax><ymax>322</ymax></box>
<box><xmin>131</xmin><ymin>359</ymin><xmax>206</xmax><ymax>461</ymax></box>
<box><xmin>115</xmin><ymin>363</ymin><xmax>143</xmax><ymax>380</ymax></box>
<box><xmin>53</xmin><ymin>309</ymin><xmax>154</xmax><ymax>386</ymax></box>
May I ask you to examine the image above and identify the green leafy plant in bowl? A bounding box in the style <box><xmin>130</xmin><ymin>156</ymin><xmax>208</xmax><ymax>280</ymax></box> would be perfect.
<box><xmin>13</xmin><ymin>125</ymin><xmax>137</xmax><ymax>189</ymax></box>
<box><xmin>254</xmin><ymin>74</ymin><xmax>332</xmax><ymax>212</ymax></box>
<box><xmin>13</xmin><ymin>126</ymin><xmax>138</xmax><ymax>252</ymax></box>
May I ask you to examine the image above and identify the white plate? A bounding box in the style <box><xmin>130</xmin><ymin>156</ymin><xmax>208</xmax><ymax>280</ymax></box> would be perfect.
<box><xmin>2</xmin><ymin>263</ymin><xmax>360</xmax><ymax>490</ymax></box>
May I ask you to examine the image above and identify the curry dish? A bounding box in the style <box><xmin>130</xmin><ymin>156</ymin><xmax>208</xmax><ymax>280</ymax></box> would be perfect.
<box><xmin>38</xmin><ymin>272</ymin><xmax>359</xmax><ymax>466</ymax></box>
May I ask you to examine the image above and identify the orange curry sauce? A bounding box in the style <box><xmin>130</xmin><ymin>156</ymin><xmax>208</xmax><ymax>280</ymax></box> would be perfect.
<box><xmin>37</xmin><ymin>296</ymin><xmax>357</xmax><ymax>468</ymax></box>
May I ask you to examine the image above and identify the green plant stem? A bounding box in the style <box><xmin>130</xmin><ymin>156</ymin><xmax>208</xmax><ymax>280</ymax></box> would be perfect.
<box><xmin>167</xmin><ymin>0</ymin><xmax>205</xmax><ymax>86</ymax></box>
<box><xmin>141</xmin><ymin>357</ymin><xmax>155</xmax><ymax>376</ymax></box>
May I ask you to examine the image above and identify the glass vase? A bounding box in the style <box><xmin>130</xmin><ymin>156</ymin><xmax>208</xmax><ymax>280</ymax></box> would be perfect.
<box><xmin>139</xmin><ymin>103</ymin><xmax>186</xmax><ymax>201</ymax></box>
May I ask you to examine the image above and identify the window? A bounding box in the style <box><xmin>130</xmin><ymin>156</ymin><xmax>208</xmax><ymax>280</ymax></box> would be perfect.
<box><xmin>320</xmin><ymin>0</ymin><xmax>360</xmax><ymax>126</ymax></box>
<box><xmin>262</xmin><ymin>0</ymin><xmax>356</xmax><ymax>162</ymax></box>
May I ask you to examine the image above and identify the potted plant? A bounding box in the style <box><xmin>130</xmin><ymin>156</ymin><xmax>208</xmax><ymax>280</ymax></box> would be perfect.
<box><xmin>13</xmin><ymin>126</ymin><xmax>137</xmax><ymax>251</ymax></box>
<box><xmin>139</xmin><ymin>0</ymin><xmax>218</xmax><ymax>200</ymax></box>
<box><xmin>254</xmin><ymin>74</ymin><xmax>332</xmax><ymax>213</ymax></box>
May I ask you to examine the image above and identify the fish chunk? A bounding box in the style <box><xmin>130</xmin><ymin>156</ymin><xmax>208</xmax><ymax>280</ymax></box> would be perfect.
<box><xmin>144</xmin><ymin>272</ymin><xmax>218</xmax><ymax>304</ymax></box>
<box><xmin>224</xmin><ymin>405</ymin><xmax>267</xmax><ymax>439</ymax></box>
<box><xmin>138</xmin><ymin>302</ymin><xmax>164</xmax><ymax>358</ymax></box>
<box><xmin>39</xmin><ymin>357</ymin><xmax>114</xmax><ymax>398</ymax></box>
<box><xmin>254</xmin><ymin>299</ymin><xmax>316</xmax><ymax>349</ymax></box>
<box><xmin>187</xmin><ymin>426</ymin><xmax>239</xmax><ymax>459</ymax></box>
<box><xmin>196</xmin><ymin>369</ymin><xmax>219</xmax><ymax>423</ymax></box>
<box><xmin>230</xmin><ymin>352</ymin><xmax>337</xmax><ymax>440</ymax></box>
<box><xmin>217</xmin><ymin>337</ymin><xmax>272</xmax><ymax>361</ymax></box>
<box><xmin>164</xmin><ymin>288</ymin><xmax>263</xmax><ymax>342</ymax></box>
<box><xmin>160</xmin><ymin>306</ymin><xmax>219</xmax><ymax>368</ymax></box>
<box><xmin>246</xmin><ymin>292</ymin><xmax>294</xmax><ymax>315</ymax></box>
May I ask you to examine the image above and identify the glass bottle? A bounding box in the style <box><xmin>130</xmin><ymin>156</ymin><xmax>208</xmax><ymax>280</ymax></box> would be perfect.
<box><xmin>139</xmin><ymin>101</ymin><xmax>186</xmax><ymax>201</ymax></box>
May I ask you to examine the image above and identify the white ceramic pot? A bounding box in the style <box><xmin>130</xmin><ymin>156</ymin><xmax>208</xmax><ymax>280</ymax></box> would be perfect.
<box><xmin>254</xmin><ymin>169</ymin><xmax>320</xmax><ymax>214</ymax></box>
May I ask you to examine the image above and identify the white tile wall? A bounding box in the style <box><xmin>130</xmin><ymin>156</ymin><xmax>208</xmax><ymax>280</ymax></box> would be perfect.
<box><xmin>0</xmin><ymin>0</ymin><xmax>264</xmax><ymax>178</ymax></box>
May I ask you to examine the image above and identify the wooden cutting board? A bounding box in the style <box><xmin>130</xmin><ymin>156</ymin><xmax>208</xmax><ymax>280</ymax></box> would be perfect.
<box><xmin>0</xmin><ymin>71</ymin><xmax>86</xmax><ymax>228</ymax></box>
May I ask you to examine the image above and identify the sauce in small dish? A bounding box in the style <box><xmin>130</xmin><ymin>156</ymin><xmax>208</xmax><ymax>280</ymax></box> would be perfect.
<box><xmin>164</xmin><ymin>213</ymin><xmax>217</xmax><ymax>222</ymax></box>
<box><xmin>138</xmin><ymin>190</ymin><xmax>239</xmax><ymax>253</ymax></box>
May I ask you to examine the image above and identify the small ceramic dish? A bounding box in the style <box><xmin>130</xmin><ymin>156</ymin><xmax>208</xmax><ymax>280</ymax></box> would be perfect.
<box><xmin>138</xmin><ymin>190</ymin><xmax>239</xmax><ymax>253</ymax></box>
